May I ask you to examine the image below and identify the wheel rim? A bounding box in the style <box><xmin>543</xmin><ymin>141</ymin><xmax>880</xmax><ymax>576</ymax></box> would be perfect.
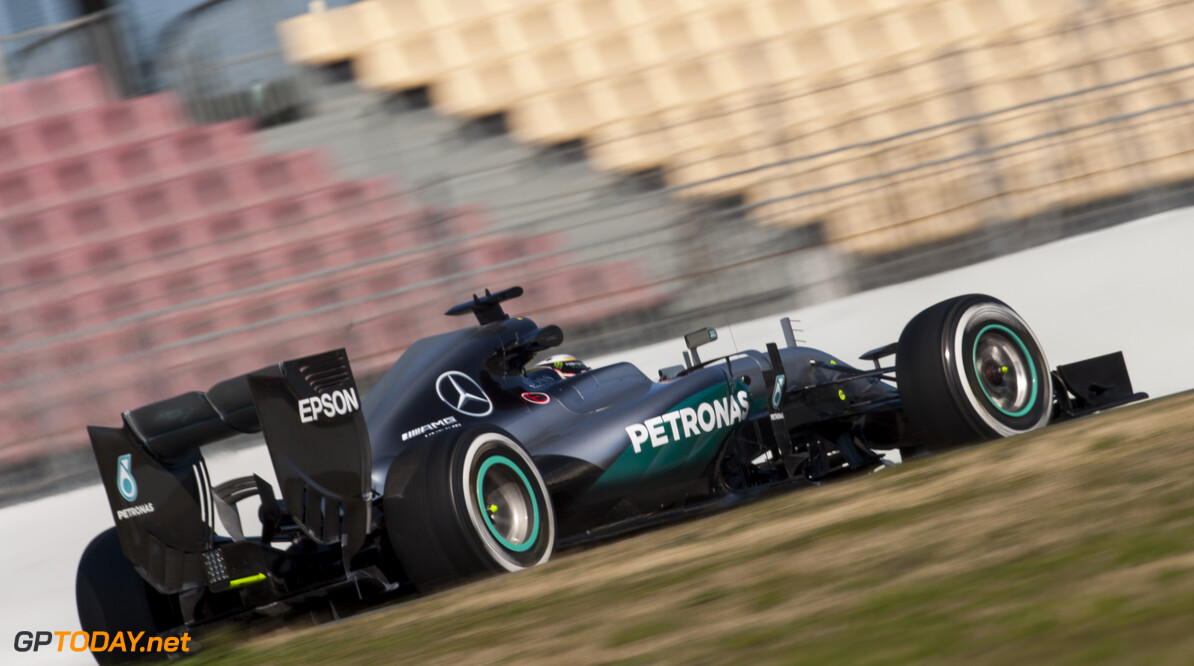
<box><xmin>971</xmin><ymin>324</ymin><xmax>1037</xmax><ymax>418</ymax></box>
<box><xmin>476</xmin><ymin>455</ymin><xmax>539</xmax><ymax>553</ymax></box>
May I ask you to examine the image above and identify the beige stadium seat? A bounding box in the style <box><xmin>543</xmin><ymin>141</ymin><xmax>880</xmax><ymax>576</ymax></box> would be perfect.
<box><xmin>836</xmin><ymin>72</ymin><xmax>913</xmax><ymax>129</ymax></box>
<box><xmin>1004</xmin><ymin>0</ymin><xmax>1075</xmax><ymax>27</ymax></box>
<box><xmin>841</xmin><ymin>15</ymin><xmax>901</xmax><ymax>66</ymax></box>
<box><xmin>994</xmin><ymin>150</ymin><xmax>1056</xmax><ymax>220</ymax></box>
<box><xmin>941</xmin><ymin>0</ymin><xmax>1003</xmax><ymax>44</ymax></box>
<box><xmin>1094</xmin><ymin>10</ymin><xmax>1156</xmax><ymax>53</ymax></box>
<box><xmin>509</xmin><ymin>43</ymin><xmax>585</xmax><ymax>101</ymax></box>
<box><xmin>948</xmin><ymin>0</ymin><xmax>1066</xmax><ymax>43</ymax></box>
<box><xmin>572</xmin><ymin>30</ymin><xmax>641</xmax><ymax>80</ymax></box>
<box><xmin>627</xmin><ymin>16</ymin><xmax>704</xmax><ymax>67</ymax></box>
<box><xmin>972</xmin><ymin>74</ymin><xmax>1050</xmax><ymax>120</ymax></box>
<box><xmin>890</xmin><ymin>56</ymin><xmax>957</xmax><ymax>109</ymax></box>
<box><xmin>794</xmin><ymin>83</ymin><xmax>861</xmax><ymax>136</ymax></box>
<box><xmin>748</xmin><ymin>0</ymin><xmax>833</xmax><ymax>39</ymax></box>
<box><xmin>432</xmin><ymin>0</ymin><xmax>508</xmax><ymax>23</ymax></box>
<box><xmin>308</xmin><ymin>1</ymin><xmax>391</xmax><ymax>64</ymax></box>
<box><xmin>835</xmin><ymin>0</ymin><xmax>909</xmax><ymax>22</ymax></box>
<box><xmin>779</xmin><ymin>119</ymin><xmax>848</xmax><ymax>170</ymax></box>
<box><xmin>832</xmin><ymin>177</ymin><xmax>981</xmax><ymax>256</ymax></box>
<box><xmin>650</xmin><ymin>56</ymin><xmax>722</xmax><ymax>112</ymax></box>
<box><xmin>377</xmin><ymin>0</ymin><xmax>437</xmax><ymax>33</ymax></box>
<box><xmin>352</xmin><ymin>0</ymin><xmax>401</xmax><ymax>45</ymax></box>
<box><xmin>587</xmin><ymin>114</ymin><xmax>681</xmax><ymax>173</ymax></box>
<box><xmin>666</xmin><ymin>137</ymin><xmax>781</xmax><ymax>199</ymax></box>
<box><xmin>278</xmin><ymin>10</ymin><xmax>341</xmax><ymax>65</ymax></box>
<box><xmin>766</xmin><ymin>31</ymin><xmax>839</xmax><ymax>86</ymax></box>
<box><xmin>498</xmin><ymin>1</ymin><xmax>571</xmax><ymax>53</ymax></box>
<box><xmin>588</xmin><ymin>71</ymin><xmax>667</xmax><ymax>126</ymax></box>
<box><xmin>354</xmin><ymin>32</ymin><xmax>447</xmax><ymax>91</ymax></box>
<box><xmin>743</xmin><ymin>166</ymin><xmax>828</xmax><ymax>228</ymax></box>
<box><xmin>849</xmin><ymin>62</ymin><xmax>949</xmax><ymax>121</ymax></box>
<box><xmin>793</xmin><ymin>169</ymin><xmax>866</xmax><ymax>241</ymax></box>
<box><xmin>1139</xmin><ymin>117</ymin><xmax>1194</xmax><ymax>184</ymax></box>
<box><xmin>618</xmin><ymin>0</ymin><xmax>696</xmax><ymax>25</ymax></box>
<box><xmin>662</xmin><ymin>98</ymin><xmax>760</xmax><ymax>152</ymax></box>
<box><xmin>555</xmin><ymin>0</ymin><xmax>632</xmax><ymax>42</ymax></box>
<box><xmin>507</xmin><ymin>85</ymin><xmax>603</xmax><ymax>144</ymax></box>
<box><xmin>1134</xmin><ymin>2</ymin><xmax>1189</xmax><ymax>43</ymax></box>
<box><xmin>1058</xmin><ymin>123</ymin><xmax>1142</xmax><ymax>203</ymax></box>
<box><xmin>888</xmin><ymin>96</ymin><xmax>956</xmax><ymax>137</ymax></box>
<box><xmin>686</xmin><ymin>2</ymin><xmax>762</xmax><ymax>50</ymax></box>
<box><xmin>437</xmin><ymin>17</ymin><xmax>516</xmax><ymax>71</ymax></box>
<box><xmin>812</xmin><ymin>23</ymin><xmax>869</xmax><ymax>72</ymax></box>
<box><xmin>1102</xmin><ymin>49</ymin><xmax>1183</xmax><ymax>112</ymax></box>
<box><xmin>705</xmin><ymin>42</ymin><xmax>786</xmax><ymax>98</ymax></box>
<box><xmin>432</xmin><ymin>59</ymin><xmax>522</xmax><ymax>116</ymax></box>
<box><xmin>888</xmin><ymin>3</ymin><xmax>960</xmax><ymax>54</ymax></box>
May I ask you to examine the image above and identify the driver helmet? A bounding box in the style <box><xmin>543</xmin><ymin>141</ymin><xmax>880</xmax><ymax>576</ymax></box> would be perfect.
<box><xmin>532</xmin><ymin>354</ymin><xmax>590</xmax><ymax>378</ymax></box>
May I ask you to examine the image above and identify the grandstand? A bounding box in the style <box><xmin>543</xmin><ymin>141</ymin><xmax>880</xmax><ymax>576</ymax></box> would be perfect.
<box><xmin>279</xmin><ymin>0</ymin><xmax>1194</xmax><ymax>253</ymax></box>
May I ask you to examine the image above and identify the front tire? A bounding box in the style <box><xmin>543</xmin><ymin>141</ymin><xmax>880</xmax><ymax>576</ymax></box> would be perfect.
<box><xmin>75</xmin><ymin>528</ymin><xmax>182</xmax><ymax>664</ymax></box>
<box><xmin>384</xmin><ymin>427</ymin><xmax>555</xmax><ymax>591</ymax></box>
<box><xmin>896</xmin><ymin>294</ymin><xmax>1052</xmax><ymax>448</ymax></box>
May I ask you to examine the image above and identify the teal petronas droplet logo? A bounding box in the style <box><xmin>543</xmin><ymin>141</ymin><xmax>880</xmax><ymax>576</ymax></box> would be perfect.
<box><xmin>117</xmin><ymin>454</ymin><xmax>138</xmax><ymax>502</ymax></box>
<box><xmin>771</xmin><ymin>374</ymin><xmax>786</xmax><ymax>410</ymax></box>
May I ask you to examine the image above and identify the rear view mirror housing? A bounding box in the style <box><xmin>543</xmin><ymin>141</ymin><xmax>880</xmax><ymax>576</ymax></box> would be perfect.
<box><xmin>684</xmin><ymin>327</ymin><xmax>717</xmax><ymax>368</ymax></box>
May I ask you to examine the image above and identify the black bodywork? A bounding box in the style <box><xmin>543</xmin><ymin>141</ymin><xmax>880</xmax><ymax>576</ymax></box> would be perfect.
<box><xmin>84</xmin><ymin>287</ymin><xmax>1146</xmax><ymax>630</ymax></box>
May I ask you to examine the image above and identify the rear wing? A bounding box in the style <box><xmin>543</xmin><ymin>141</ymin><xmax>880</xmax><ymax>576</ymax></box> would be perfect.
<box><xmin>87</xmin><ymin>349</ymin><xmax>371</xmax><ymax>594</ymax></box>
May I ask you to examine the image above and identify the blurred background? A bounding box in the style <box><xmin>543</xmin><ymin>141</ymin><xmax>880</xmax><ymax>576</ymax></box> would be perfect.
<box><xmin>1</xmin><ymin>0</ymin><xmax>1191</xmax><ymax>498</ymax></box>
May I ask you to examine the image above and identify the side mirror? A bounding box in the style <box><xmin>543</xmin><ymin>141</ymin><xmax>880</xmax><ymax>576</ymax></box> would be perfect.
<box><xmin>684</xmin><ymin>327</ymin><xmax>717</xmax><ymax>368</ymax></box>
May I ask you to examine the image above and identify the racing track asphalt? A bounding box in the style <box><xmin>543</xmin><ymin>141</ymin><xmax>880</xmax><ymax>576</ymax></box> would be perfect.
<box><xmin>1</xmin><ymin>207</ymin><xmax>1189</xmax><ymax>665</ymax></box>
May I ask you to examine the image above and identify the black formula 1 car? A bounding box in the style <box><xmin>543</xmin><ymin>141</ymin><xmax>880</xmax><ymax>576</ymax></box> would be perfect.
<box><xmin>76</xmin><ymin>288</ymin><xmax>1145</xmax><ymax>660</ymax></box>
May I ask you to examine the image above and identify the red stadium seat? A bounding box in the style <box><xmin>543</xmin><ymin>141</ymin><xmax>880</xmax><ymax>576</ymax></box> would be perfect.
<box><xmin>40</xmin><ymin>66</ymin><xmax>111</xmax><ymax>114</ymax></box>
<box><xmin>94</xmin><ymin>93</ymin><xmax>187</xmax><ymax>144</ymax></box>
<box><xmin>439</xmin><ymin>204</ymin><xmax>492</xmax><ymax>238</ymax></box>
<box><xmin>0</xmin><ymin>79</ymin><xmax>39</xmax><ymax>126</ymax></box>
<box><xmin>22</xmin><ymin>154</ymin><xmax>124</xmax><ymax>206</ymax></box>
<box><xmin>122</xmin><ymin>181</ymin><xmax>183</xmax><ymax>227</ymax></box>
<box><xmin>173</xmin><ymin>166</ymin><xmax>254</xmax><ymax>217</ymax></box>
<box><xmin>164</xmin><ymin>120</ymin><xmax>257</xmax><ymax>171</ymax></box>
<box><xmin>519</xmin><ymin>231</ymin><xmax>568</xmax><ymax>278</ymax></box>
<box><xmin>0</xmin><ymin>124</ymin><xmax>36</xmax><ymax>173</ymax></box>
<box><xmin>0</xmin><ymin>66</ymin><xmax>109</xmax><ymax>127</ymax></box>
<box><xmin>0</xmin><ymin>170</ymin><xmax>49</xmax><ymax>215</ymax></box>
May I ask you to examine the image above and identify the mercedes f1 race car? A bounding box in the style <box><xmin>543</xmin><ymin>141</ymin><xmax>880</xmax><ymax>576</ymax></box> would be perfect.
<box><xmin>76</xmin><ymin>287</ymin><xmax>1145</xmax><ymax>659</ymax></box>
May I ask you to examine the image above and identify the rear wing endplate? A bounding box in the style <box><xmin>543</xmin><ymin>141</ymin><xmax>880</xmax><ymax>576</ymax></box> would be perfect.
<box><xmin>87</xmin><ymin>349</ymin><xmax>371</xmax><ymax>594</ymax></box>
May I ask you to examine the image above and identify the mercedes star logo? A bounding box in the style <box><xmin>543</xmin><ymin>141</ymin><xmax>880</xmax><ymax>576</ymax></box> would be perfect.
<box><xmin>435</xmin><ymin>371</ymin><xmax>493</xmax><ymax>417</ymax></box>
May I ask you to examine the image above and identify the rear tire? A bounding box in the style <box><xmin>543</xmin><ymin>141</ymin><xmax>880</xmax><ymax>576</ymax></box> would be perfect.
<box><xmin>896</xmin><ymin>294</ymin><xmax>1052</xmax><ymax>448</ymax></box>
<box><xmin>384</xmin><ymin>427</ymin><xmax>555</xmax><ymax>591</ymax></box>
<box><xmin>75</xmin><ymin>528</ymin><xmax>182</xmax><ymax>664</ymax></box>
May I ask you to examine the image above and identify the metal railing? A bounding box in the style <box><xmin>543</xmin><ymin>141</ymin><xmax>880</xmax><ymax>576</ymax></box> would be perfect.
<box><xmin>153</xmin><ymin>0</ymin><xmax>318</xmax><ymax>125</ymax></box>
<box><xmin>0</xmin><ymin>9</ymin><xmax>140</xmax><ymax>95</ymax></box>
